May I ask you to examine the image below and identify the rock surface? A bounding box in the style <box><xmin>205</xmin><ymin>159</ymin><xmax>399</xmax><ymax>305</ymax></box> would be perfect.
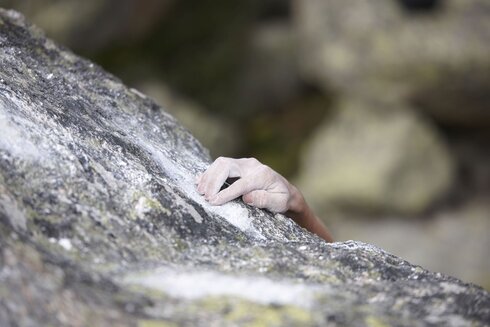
<box><xmin>331</xmin><ymin>198</ymin><xmax>490</xmax><ymax>291</ymax></box>
<box><xmin>0</xmin><ymin>9</ymin><xmax>489</xmax><ymax>327</ymax></box>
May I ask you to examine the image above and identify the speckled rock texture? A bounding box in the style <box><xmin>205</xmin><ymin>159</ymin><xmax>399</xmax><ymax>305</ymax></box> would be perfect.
<box><xmin>0</xmin><ymin>9</ymin><xmax>489</xmax><ymax>327</ymax></box>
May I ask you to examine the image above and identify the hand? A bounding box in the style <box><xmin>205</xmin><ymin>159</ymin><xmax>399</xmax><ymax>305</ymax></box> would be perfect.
<box><xmin>196</xmin><ymin>157</ymin><xmax>292</xmax><ymax>213</ymax></box>
<box><xmin>196</xmin><ymin>157</ymin><xmax>334</xmax><ymax>242</ymax></box>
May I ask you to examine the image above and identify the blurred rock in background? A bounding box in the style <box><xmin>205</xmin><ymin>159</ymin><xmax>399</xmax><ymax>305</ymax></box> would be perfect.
<box><xmin>0</xmin><ymin>0</ymin><xmax>174</xmax><ymax>53</ymax></box>
<box><xmin>297</xmin><ymin>97</ymin><xmax>454</xmax><ymax>215</ymax></box>
<box><xmin>2</xmin><ymin>0</ymin><xmax>488</xmax><ymax>289</ymax></box>
<box><xmin>292</xmin><ymin>0</ymin><xmax>490</xmax><ymax>289</ymax></box>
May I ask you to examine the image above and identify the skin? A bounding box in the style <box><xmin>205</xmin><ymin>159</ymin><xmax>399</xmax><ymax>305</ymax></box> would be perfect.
<box><xmin>196</xmin><ymin>157</ymin><xmax>333</xmax><ymax>243</ymax></box>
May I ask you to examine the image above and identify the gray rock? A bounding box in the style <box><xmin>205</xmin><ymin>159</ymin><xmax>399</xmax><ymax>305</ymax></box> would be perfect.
<box><xmin>291</xmin><ymin>0</ymin><xmax>490</xmax><ymax>213</ymax></box>
<box><xmin>330</xmin><ymin>199</ymin><xmax>490</xmax><ymax>291</ymax></box>
<box><xmin>0</xmin><ymin>9</ymin><xmax>489</xmax><ymax>327</ymax></box>
<box><xmin>294</xmin><ymin>0</ymin><xmax>490</xmax><ymax>127</ymax></box>
<box><xmin>297</xmin><ymin>98</ymin><xmax>454</xmax><ymax>214</ymax></box>
<box><xmin>294</xmin><ymin>0</ymin><xmax>490</xmax><ymax>89</ymax></box>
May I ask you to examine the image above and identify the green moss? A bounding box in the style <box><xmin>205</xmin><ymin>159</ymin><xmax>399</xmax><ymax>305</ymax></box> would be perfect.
<box><xmin>87</xmin><ymin>136</ymin><xmax>102</xmax><ymax>148</ymax></box>
<box><xmin>199</xmin><ymin>297</ymin><xmax>313</xmax><ymax>326</ymax></box>
<box><xmin>365</xmin><ymin>316</ymin><xmax>390</xmax><ymax>327</ymax></box>
<box><xmin>37</xmin><ymin>214</ymin><xmax>64</xmax><ymax>224</ymax></box>
<box><xmin>122</xmin><ymin>283</ymin><xmax>170</xmax><ymax>301</ymax></box>
<box><xmin>172</xmin><ymin>238</ymin><xmax>189</xmax><ymax>252</ymax></box>
<box><xmin>138</xmin><ymin>320</ymin><xmax>178</xmax><ymax>327</ymax></box>
<box><xmin>145</xmin><ymin>197</ymin><xmax>169</xmax><ymax>213</ymax></box>
<box><xmin>130</xmin><ymin>191</ymin><xmax>171</xmax><ymax>220</ymax></box>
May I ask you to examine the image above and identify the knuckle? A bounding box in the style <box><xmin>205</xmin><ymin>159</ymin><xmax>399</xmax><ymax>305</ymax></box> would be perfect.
<box><xmin>241</xmin><ymin>177</ymin><xmax>253</xmax><ymax>190</ymax></box>
<box><xmin>214</xmin><ymin>157</ymin><xmax>233</xmax><ymax>170</ymax></box>
<box><xmin>246</xmin><ymin>157</ymin><xmax>261</xmax><ymax>166</ymax></box>
<box><xmin>278</xmin><ymin>199</ymin><xmax>288</xmax><ymax>212</ymax></box>
<box><xmin>256</xmin><ymin>164</ymin><xmax>271</xmax><ymax>177</ymax></box>
<box><xmin>215</xmin><ymin>156</ymin><xmax>228</xmax><ymax>163</ymax></box>
<box><xmin>257</xmin><ymin>195</ymin><xmax>267</xmax><ymax>208</ymax></box>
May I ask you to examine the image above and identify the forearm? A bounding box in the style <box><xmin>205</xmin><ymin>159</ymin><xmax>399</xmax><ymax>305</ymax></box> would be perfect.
<box><xmin>285</xmin><ymin>185</ymin><xmax>334</xmax><ymax>243</ymax></box>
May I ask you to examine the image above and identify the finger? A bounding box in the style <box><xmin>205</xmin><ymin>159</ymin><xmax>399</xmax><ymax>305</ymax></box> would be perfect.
<box><xmin>265</xmin><ymin>192</ymin><xmax>289</xmax><ymax>213</ymax></box>
<box><xmin>195</xmin><ymin>173</ymin><xmax>203</xmax><ymax>185</ymax></box>
<box><xmin>204</xmin><ymin>166</ymin><xmax>231</xmax><ymax>200</ymax></box>
<box><xmin>242</xmin><ymin>190</ymin><xmax>269</xmax><ymax>208</ymax></box>
<box><xmin>197</xmin><ymin>174</ymin><xmax>206</xmax><ymax>194</ymax></box>
<box><xmin>198</xmin><ymin>161</ymin><xmax>228</xmax><ymax>196</ymax></box>
<box><xmin>198</xmin><ymin>157</ymin><xmax>240</xmax><ymax>197</ymax></box>
<box><xmin>197</xmin><ymin>160</ymin><xmax>224</xmax><ymax>194</ymax></box>
<box><xmin>209</xmin><ymin>177</ymin><xmax>259</xmax><ymax>206</ymax></box>
<box><xmin>243</xmin><ymin>190</ymin><xmax>289</xmax><ymax>212</ymax></box>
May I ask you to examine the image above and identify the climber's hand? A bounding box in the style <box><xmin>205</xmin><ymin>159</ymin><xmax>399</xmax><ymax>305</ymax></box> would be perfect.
<box><xmin>196</xmin><ymin>157</ymin><xmax>293</xmax><ymax>213</ymax></box>
<box><xmin>196</xmin><ymin>157</ymin><xmax>334</xmax><ymax>242</ymax></box>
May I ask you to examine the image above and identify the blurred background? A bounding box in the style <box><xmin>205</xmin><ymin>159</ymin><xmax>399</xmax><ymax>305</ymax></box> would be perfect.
<box><xmin>1</xmin><ymin>0</ymin><xmax>488</xmax><ymax>290</ymax></box>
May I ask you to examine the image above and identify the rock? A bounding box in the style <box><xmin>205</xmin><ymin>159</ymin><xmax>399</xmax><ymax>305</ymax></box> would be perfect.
<box><xmin>410</xmin><ymin>66</ymin><xmax>490</xmax><ymax>129</ymax></box>
<box><xmin>294</xmin><ymin>0</ymin><xmax>490</xmax><ymax>126</ymax></box>
<box><xmin>330</xmin><ymin>198</ymin><xmax>490</xmax><ymax>291</ymax></box>
<box><xmin>298</xmin><ymin>98</ymin><xmax>454</xmax><ymax>214</ymax></box>
<box><xmin>294</xmin><ymin>0</ymin><xmax>490</xmax><ymax>94</ymax></box>
<box><xmin>291</xmin><ymin>0</ymin><xmax>490</xmax><ymax>215</ymax></box>
<box><xmin>0</xmin><ymin>9</ymin><xmax>489</xmax><ymax>326</ymax></box>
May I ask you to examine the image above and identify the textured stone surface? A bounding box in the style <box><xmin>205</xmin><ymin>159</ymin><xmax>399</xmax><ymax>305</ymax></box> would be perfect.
<box><xmin>331</xmin><ymin>199</ymin><xmax>490</xmax><ymax>291</ymax></box>
<box><xmin>0</xmin><ymin>9</ymin><xmax>489</xmax><ymax>327</ymax></box>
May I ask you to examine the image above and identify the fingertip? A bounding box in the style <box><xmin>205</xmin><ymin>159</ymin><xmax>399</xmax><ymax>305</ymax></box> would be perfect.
<box><xmin>207</xmin><ymin>195</ymin><xmax>219</xmax><ymax>206</ymax></box>
<box><xmin>242</xmin><ymin>193</ymin><xmax>253</xmax><ymax>205</ymax></box>
<box><xmin>195</xmin><ymin>173</ymin><xmax>203</xmax><ymax>185</ymax></box>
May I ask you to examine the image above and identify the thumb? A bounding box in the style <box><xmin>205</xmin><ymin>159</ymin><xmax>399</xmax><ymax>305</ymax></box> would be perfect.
<box><xmin>242</xmin><ymin>190</ymin><xmax>267</xmax><ymax>208</ymax></box>
<box><xmin>242</xmin><ymin>190</ymin><xmax>273</xmax><ymax>210</ymax></box>
<box><xmin>243</xmin><ymin>190</ymin><xmax>289</xmax><ymax>213</ymax></box>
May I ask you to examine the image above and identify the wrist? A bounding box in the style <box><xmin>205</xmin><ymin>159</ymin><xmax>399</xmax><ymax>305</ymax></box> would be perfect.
<box><xmin>285</xmin><ymin>183</ymin><xmax>334</xmax><ymax>242</ymax></box>
<box><xmin>286</xmin><ymin>183</ymin><xmax>308</xmax><ymax>215</ymax></box>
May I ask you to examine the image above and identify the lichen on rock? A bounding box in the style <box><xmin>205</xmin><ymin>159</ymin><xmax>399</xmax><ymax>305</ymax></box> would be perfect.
<box><xmin>0</xmin><ymin>8</ymin><xmax>489</xmax><ymax>327</ymax></box>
